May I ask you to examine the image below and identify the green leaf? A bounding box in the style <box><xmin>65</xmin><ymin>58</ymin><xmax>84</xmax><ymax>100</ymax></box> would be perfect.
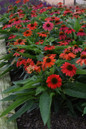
<box><xmin>2</xmin><ymin>85</ymin><xmax>19</xmax><ymax>94</ymax></box>
<box><xmin>66</xmin><ymin>99</ymin><xmax>76</xmax><ymax>116</ymax></box>
<box><xmin>76</xmin><ymin>69</ymin><xmax>86</xmax><ymax>74</ymax></box>
<box><xmin>56</xmin><ymin>59</ymin><xmax>66</xmax><ymax>67</ymax></box>
<box><xmin>18</xmin><ymin>52</ymin><xmax>36</xmax><ymax>59</ymax></box>
<box><xmin>47</xmin><ymin>113</ymin><xmax>51</xmax><ymax>129</ymax></box>
<box><xmin>0</xmin><ymin>53</ymin><xmax>13</xmax><ymax>61</ymax></box>
<box><xmin>5</xmin><ymin>81</ymin><xmax>35</xmax><ymax>93</ymax></box>
<box><xmin>8</xmin><ymin>100</ymin><xmax>34</xmax><ymax>121</ymax></box>
<box><xmin>35</xmin><ymin>86</ymin><xmax>45</xmax><ymax>95</ymax></box>
<box><xmin>63</xmin><ymin>82</ymin><xmax>86</xmax><ymax>99</ymax></box>
<box><xmin>6</xmin><ymin>80</ymin><xmax>39</xmax><ymax>93</ymax></box>
<box><xmin>0</xmin><ymin>96</ymin><xmax>29</xmax><ymax>117</ymax></box>
<box><xmin>3</xmin><ymin>76</ymin><xmax>39</xmax><ymax>93</ymax></box>
<box><xmin>55</xmin><ymin>45</ymin><xmax>68</xmax><ymax>50</ymax></box>
<box><xmin>74</xmin><ymin>19</ymin><xmax>81</xmax><ymax>32</ymax></box>
<box><xmin>0</xmin><ymin>95</ymin><xmax>17</xmax><ymax>101</ymax></box>
<box><xmin>0</xmin><ymin>62</ymin><xmax>7</xmax><ymax>68</ymax></box>
<box><xmin>0</xmin><ymin>29</ymin><xmax>10</xmax><ymax>34</ymax></box>
<box><xmin>36</xmin><ymin>54</ymin><xmax>44</xmax><ymax>61</ymax></box>
<box><xmin>0</xmin><ymin>66</ymin><xmax>13</xmax><ymax>77</ymax></box>
<box><xmin>83</xmin><ymin>107</ymin><xmax>86</xmax><ymax>115</ymax></box>
<box><xmin>13</xmin><ymin>78</ymin><xmax>31</xmax><ymax>85</ymax></box>
<box><xmin>0</xmin><ymin>36</ymin><xmax>4</xmax><ymax>39</ymax></box>
<box><xmin>39</xmin><ymin>92</ymin><xmax>52</xmax><ymax>125</ymax></box>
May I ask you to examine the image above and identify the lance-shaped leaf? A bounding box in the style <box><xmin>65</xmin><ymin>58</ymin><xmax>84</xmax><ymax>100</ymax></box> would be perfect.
<box><xmin>63</xmin><ymin>82</ymin><xmax>86</xmax><ymax>99</ymax></box>
<box><xmin>39</xmin><ymin>92</ymin><xmax>52</xmax><ymax>125</ymax></box>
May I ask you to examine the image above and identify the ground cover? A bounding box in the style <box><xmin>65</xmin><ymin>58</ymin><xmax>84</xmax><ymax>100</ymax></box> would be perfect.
<box><xmin>0</xmin><ymin>1</ymin><xmax>86</xmax><ymax>129</ymax></box>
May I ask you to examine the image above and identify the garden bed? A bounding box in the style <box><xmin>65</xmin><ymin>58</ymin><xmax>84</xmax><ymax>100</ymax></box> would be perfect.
<box><xmin>10</xmin><ymin>65</ymin><xmax>86</xmax><ymax>129</ymax></box>
<box><xmin>0</xmin><ymin>1</ymin><xmax>86</xmax><ymax>129</ymax></box>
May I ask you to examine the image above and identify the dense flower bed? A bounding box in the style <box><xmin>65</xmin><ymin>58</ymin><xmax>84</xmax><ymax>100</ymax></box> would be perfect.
<box><xmin>0</xmin><ymin>1</ymin><xmax>86</xmax><ymax>128</ymax></box>
<box><xmin>0</xmin><ymin>0</ymin><xmax>48</xmax><ymax>14</ymax></box>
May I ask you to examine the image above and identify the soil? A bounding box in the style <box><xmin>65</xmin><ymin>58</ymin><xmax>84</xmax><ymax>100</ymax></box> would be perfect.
<box><xmin>10</xmin><ymin>70</ymin><xmax>86</xmax><ymax>129</ymax></box>
<box><xmin>17</xmin><ymin>109</ymin><xmax>86</xmax><ymax>129</ymax></box>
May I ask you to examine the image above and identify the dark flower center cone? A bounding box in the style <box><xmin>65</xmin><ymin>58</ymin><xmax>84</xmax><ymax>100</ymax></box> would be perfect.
<box><xmin>51</xmin><ymin>78</ymin><xmax>58</xmax><ymax>84</ymax></box>
<box><xmin>79</xmin><ymin>29</ymin><xmax>84</xmax><ymax>32</ymax></box>
<box><xmin>46</xmin><ymin>23</ymin><xmax>50</xmax><ymax>27</ymax></box>
<box><xmin>81</xmin><ymin>55</ymin><xmax>86</xmax><ymax>59</ymax></box>
<box><xmin>67</xmin><ymin>65</ymin><xmax>73</xmax><ymax>71</ymax></box>
<box><xmin>31</xmin><ymin>24</ymin><xmax>34</xmax><ymax>27</ymax></box>
<box><xmin>46</xmin><ymin>58</ymin><xmax>51</xmax><ymax>63</ymax></box>
<box><xmin>18</xmin><ymin>39</ymin><xmax>22</xmax><ymax>43</ymax></box>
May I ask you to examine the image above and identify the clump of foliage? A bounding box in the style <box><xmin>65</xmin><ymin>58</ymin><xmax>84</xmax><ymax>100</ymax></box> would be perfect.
<box><xmin>0</xmin><ymin>1</ymin><xmax>86</xmax><ymax>128</ymax></box>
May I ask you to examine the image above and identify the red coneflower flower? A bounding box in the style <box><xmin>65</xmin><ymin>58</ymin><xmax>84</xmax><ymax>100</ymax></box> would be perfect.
<box><xmin>76</xmin><ymin>54</ymin><xmax>86</xmax><ymax>66</ymax></box>
<box><xmin>60</xmin><ymin>25</ymin><xmax>68</xmax><ymax>31</ymax></box>
<box><xmin>45</xmin><ymin>54</ymin><xmax>56</xmax><ymax>58</ymax></box>
<box><xmin>13</xmin><ymin>17</ymin><xmax>21</xmax><ymax>25</ymax></box>
<box><xmin>65</xmin><ymin>37</ymin><xmax>72</xmax><ymax>43</ymax></box>
<box><xmin>63</xmin><ymin>9</ymin><xmax>72</xmax><ymax>15</ymax></box>
<box><xmin>65</xmin><ymin>28</ymin><xmax>75</xmax><ymax>34</ymax></box>
<box><xmin>46</xmin><ymin>6</ymin><xmax>52</xmax><ymax>10</ymax></box>
<box><xmin>14</xmin><ymin>39</ymin><xmax>26</xmax><ymax>45</ymax></box>
<box><xmin>59</xmin><ymin>49</ymin><xmax>76</xmax><ymax>60</ymax></box>
<box><xmin>57</xmin><ymin>2</ymin><xmax>63</xmax><ymax>6</ymax></box>
<box><xmin>44</xmin><ymin>45</ymin><xmax>55</xmax><ymax>51</ymax></box>
<box><xmin>24</xmin><ymin>58</ymin><xmax>34</xmax><ymax>70</ymax></box>
<box><xmin>15</xmin><ymin>0</ymin><xmax>21</xmax><ymax>4</ymax></box>
<box><xmin>46</xmin><ymin>74</ymin><xmax>62</xmax><ymax>89</ymax></box>
<box><xmin>59</xmin><ymin>31</ymin><xmax>66</xmax><ymax>40</ymax></box>
<box><xmin>34</xmin><ymin>61</ymin><xmax>42</xmax><ymax>72</ymax></box>
<box><xmin>43</xmin><ymin>21</ymin><xmax>54</xmax><ymax>31</ymax></box>
<box><xmin>8</xmin><ymin>34</ymin><xmax>16</xmax><ymax>39</ymax></box>
<box><xmin>37</xmin><ymin>32</ymin><xmax>48</xmax><ymax>37</ymax></box>
<box><xmin>23</xmin><ymin>30</ymin><xmax>32</xmax><ymax>37</ymax></box>
<box><xmin>13</xmin><ymin>52</ymin><xmax>20</xmax><ymax>57</ymax></box>
<box><xmin>23</xmin><ymin>0</ymin><xmax>29</xmax><ymax>4</ymax></box>
<box><xmin>42</xmin><ymin>55</ymin><xmax>56</xmax><ymax>70</ymax></box>
<box><xmin>13</xmin><ymin>49</ymin><xmax>25</xmax><ymax>57</ymax></box>
<box><xmin>18</xmin><ymin>13</ymin><xmax>25</xmax><ymax>18</ymax></box>
<box><xmin>81</xmin><ymin>48</ymin><xmax>86</xmax><ymax>55</ymax></box>
<box><xmin>82</xmin><ymin>24</ymin><xmax>86</xmax><ymax>28</ymax></box>
<box><xmin>77</xmin><ymin>29</ymin><xmax>86</xmax><ymax>36</ymax></box>
<box><xmin>15</xmin><ymin>24</ymin><xmax>22</xmax><ymax>29</ymax></box>
<box><xmin>31</xmin><ymin>12</ymin><xmax>37</xmax><ymax>18</ymax></box>
<box><xmin>27</xmin><ymin>22</ymin><xmax>37</xmax><ymax>30</ymax></box>
<box><xmin>2</xmin><ymin>25</ymin><xmax>7</xmax><ymax>30</ymax></box>
<box><xmin>61</xmin><ymin>62</ymin><xmax>77</xmax><ymax>77</ymax></box>
<box><xmin>58</xmin><ymin>41</ymin><xmax>69</xmax><ymax>46</ymax></box>
<box><xmin>73</xmin><ymin>13</ymin><xmax>80</xmax><ymax>19</ymax></box>
<box><xmin>19</xmin><ymin>49</ymin><xmax>25</xmax><ymax>53</ymax></box>
<box><xmin>72</xmin><ymin>45</ymin><xmax>82</xmax><ymax>54</ymax></box>
<box><xmin>45</xmin><ymin>17</ymin><xmax>51</xmax><ymax>21</ymax></box>
<box><xmin>55</xmin><ymin>18</ymin><xmax>63</xmax><ymax>25</ymax></box>
<box><xmin>40</xmin><ymin>8</ymin><xmax>47</xmax><ymax>13</ymax></box>
<box><xmin>26</xmin><ymin>65</ymin><xmax>35</xmax><ymax>74</ymax></box>
<box><xmin>35</xmin><ymin>40</ymin><xmax>44</xmax><ymax>45</ymax></box>
<box><xmin>16</xmin><ymin>58</ymin><xmax>26</xmax><ymax>67</ymax></box>
<box><xmin>50</xmin><ymin>16</ymin><xmax>58</xmax><ymax>21</ymax></box>
<box><xmin>57</xmin><ymin>2</ymin><xmax>63</xmax><ymax>8</ymax></box>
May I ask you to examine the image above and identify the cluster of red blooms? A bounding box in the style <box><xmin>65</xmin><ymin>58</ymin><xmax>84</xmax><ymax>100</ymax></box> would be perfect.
<box><xmin>15</xmin><ymin>0</ymin><xmax>29</xmax><ymax>4</ymax></box>
<box><xmin>3</xmin><ymin>2</ymin><xmax>86</xmax><ymax>89</ymax></box>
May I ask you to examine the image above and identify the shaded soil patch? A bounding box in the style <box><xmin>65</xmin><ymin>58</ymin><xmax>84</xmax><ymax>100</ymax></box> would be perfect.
<box><xmin>17</xmin><ymin>109</ymin><xmax>86</xmax><ymax>129</ymax></box>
